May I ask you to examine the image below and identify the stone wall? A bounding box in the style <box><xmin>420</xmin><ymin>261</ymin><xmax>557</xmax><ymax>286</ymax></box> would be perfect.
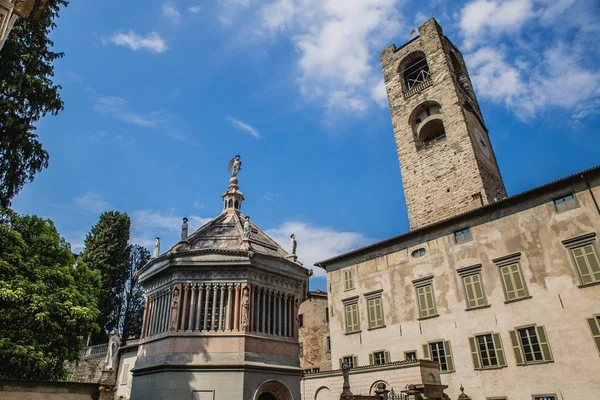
<box><xmin>0</xmin><ymin>380</ymin><xmax>100</xmax><ymax>400</ymax></box>
<box><xmin>65</xmin><ymin>354</ymin><xmax>105</xmax><ymax>383</ymax></box>
<box><xmin>299</xmin><ymin>290</ymin><xmax>331</xmax><ymax>372</ymax></box>
<box><xmin>324</xmin><ymin>175</ymin><xmax>600</xmax><ymax>400</ymax></box>
<box><xmin>380</xmin><ymin>18</ymin><xmax>505</xmax><ymax>230</ymax></box>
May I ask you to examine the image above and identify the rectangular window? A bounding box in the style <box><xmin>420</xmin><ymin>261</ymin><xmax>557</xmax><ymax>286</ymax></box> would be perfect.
<box><xmin>299</xmin><ymin>342</ymin><xmax>303</xmax><ymax>357</ymax></box>
<box><xmin>454</xmin><ymin>228</ymin><xmax>472</xmax><ymax>243</ymax></box>
<box><xmin>325</xmin><ymin>307</ymin><xmax>329</xmax><ymax>322</ymax></box>
<box><xmin>553</xmin><ymin>193</ymin><xmax>577</xmax><ymax>212</ymax></box>
<box><xmin>299</xmin><ymin>314</ymin><xmax>304</xmax><ymax>328</ymax></box>
<box><xmin>340</xmin><ymin>355</ymin><xmax>358</xmax><ymax>369</ymax></box>
<box><xmin>344</xmin><ymin>303</ymin><xmax>360</xmax><ymax>333</ymax></box>
<box><xmin>415</xmin><ymin>282</ymin><xmax>437</xmax><ymax>319</ymax></box>
<box><xmin>469</xmin><ymin>333</ymin><xmax>506</xmax><ymax>369</ymax></box>
<box><xmin>510</xmin><ymin>326</ymin><xmax>553</xmax><ymax>365</ymax></box>
<box><xmin>369</xmin><ymin>350</ymin><xmax>390</xmax><ymax>365</ymax></box>
<box><xmin>405</xmin><ymin>351</ymin><xmax>417</xmax><ymax>361</ymax></box>
<box><xmin>367</xmin><ymin>297</ymin><xmax>384</xmax><ymax>329</ymax></box>
<box><xmin>423</xmin><ymin>341</ymin><xmax>455</xmax><ymax>372</ymax></box>
<box><xmin>500</xmin><ymin>262</ymin><xmax>528</xmax><ymax>301</ymax></box>
<box><xmin>563</xmin><ymin>233</ymin><xmax>600</xmax><ymax>285</ymax></box>
<box><xmin>533</xmin><ymin>396</ymin><xmax>556</xmax><ymax>400</ymax></box>
<box><xmin>326</xmin><ymin>336</ymin><xmax>331</xmax><ymax>352</ymax></box>
<box><xmin>587</xmin><ymin>316</ymin><xmax>600</xmax><ymax>356</ymax></box>
<box><xmin>343</xmin><ymin>269</ymin><xmax>355</xmax><ymax>290</ymax></box>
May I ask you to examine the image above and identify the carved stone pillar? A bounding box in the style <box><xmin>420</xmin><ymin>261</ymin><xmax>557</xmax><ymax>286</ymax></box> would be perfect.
<box><xmin>154</xmin><ymin>291</ymin><xmax>163</xmax><ymax>335</ymax></box>
<box><xmin>182</xmin><ymin>284</ymin><xmax>190</xmax><ymax>331</ymax></box>
<box><xmin>163</xmin><ymin>288</ymin><xmax>172</xmax><ymax>333</ymax></box>
<box><xmin>261</xmin><ymin>288</ymin><xmax>266</xmax><ymax>333</ymax></box>
<box><xmin>157</xmin><ymin>290</ymin><xmax>165</xmax><ymax>334</ymax></box>
<box><xmin>254</xmin><ymin>287</ymin><xmax>260</xmax><ymax>333</ymax></box>
<box><xmin>293</xmin><ymin>296</ymin><xmax>299</xmax><ymax>340</ymax></box>
<box><xmin>203</xmin><ymin>284</ymin><xmax>211</xmax><ymax>331</ymax></box>
<box><xmin>218</xmin><ymin>283</ymin><xmax>226</xmax><ymax>331</ymax></box>
<box><xmin>188</xmin><ymin>284</ymin><xmax>197</xmax><ymax>331</ymax></box>
<box><xmin>233</xmin><ymin>284</ymin><xmax>240</xmax><ymax>331</ymax></box>
<box><xmin>249</xmin><ymin>284</ymin><xmax>255</xmax><ymax>332</ymax></box>
<box><xmin>149</xmin><ymin>296</ymin><xmax>156</xmax><ymax>336</ymax></box>
<box><xmin>211</xmin><ymin>284</ymin><xmax>218</xmax><ymax>331</ymax></box>
<box><xmin>225</xmin><ymin>284</ymin><xmax>233</xmax><ymax>331</ymax></box>
<box><xmin>169</xmin><ymin>285</ymin><xmax>181</xmax><ymax>332</ymax></box>
<box><xmin>272</xmin><ymin>291</ymin><xmax>278</xmax><ymax>336</ymax></box>
<box><xmin>266</xmin><ymin>289</ymin><xmax>272</xmax><ymax>335</ymax></box>
<box><xmin>195</xmin><ymin>284</ymin><xmax>204</xmax><ymax>331</ymax></box>
<box><xmin>141</xmin><ymin>296</ymin><xmax>150</xmax><ymax>338</ymax></box>
<box><xmin>283</xmin><ymin>294</ymin><xmax>288</xmax><ymax>337</ymax></box>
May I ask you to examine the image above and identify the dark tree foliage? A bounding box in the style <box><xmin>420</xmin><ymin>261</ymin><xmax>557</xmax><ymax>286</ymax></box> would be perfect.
<box><xmin>81</xmin><ymin>211</ymin><xmax>131</xmax><ymax>344</ymax></box>
<box><xmin>0</xmin><ymin>208</ymin><xmax>100</xmax><ymax>380</ymax></box>
<box><xmin>120</xmin><ymin>245</ymin><xmax>150</xmax><ymax>344</ymax></box>
<box><xmin>0</xmin><ymin>0</ymin><xmax>68</xmax><ymax>208</ymax></box>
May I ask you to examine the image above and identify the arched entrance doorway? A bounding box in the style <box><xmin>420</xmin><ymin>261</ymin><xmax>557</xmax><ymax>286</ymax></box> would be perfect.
<box><xmin>253</xmin><ymin>380</ymin><xmax>292</xmax><ymax>400</ymax></box>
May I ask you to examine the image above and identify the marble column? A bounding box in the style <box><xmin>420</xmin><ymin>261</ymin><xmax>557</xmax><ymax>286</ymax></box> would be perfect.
<box><xmin>188</xmin><ymin>284</ymin><xmax>197</xmax><ymax>331</ymax></box>
<box><xmin>292</xmin><ymin>296</ymin><xmax>299</xmax><ymax>340</ymax></box>
<box><xmin>254</xmin><ymin>287</ymin><xmax>260</xmax><ymax>333</ymax></box>
<box><xmin>233</xmin><ymin>284</ymin><xmax>240</xmax><ymax>331</ymax></box>
<box><xmin>142</xmin><ymin>296</ymin><xmax>150</xmax><ymax>338</ymax></box>
<box><xmin>162</xmin><ymin>289</ymin><xmax>171</xmax><ymax>333</ymax></box>
<box><xmin>157</xmin><ymin>291</ymin><xmax>164</xmax><ymax>334</ymax></box>
<box><xmin>277</xmin><ymin>292</ymin><xmax>282</xmax><ymax>336</ymax></box>
<box><xmin>211</xmin><ymin>284</ymin><xmax>218</xmax><ymax>331</ymax></box>
<box><xmin>225</xmin><ymin>284</ymin><xmax>233</xmax><ymax>331</ymax></box>
<box><xmin>249</xmin><ymin>284</ymin><xmax>255</xmax><ymax>332</ymax></box>
<box><xmin>148</xmin><ymin>296</ymin><xmax>155</xmax><ymax>337</ymax></box>
<box><xmin>153</xmin><ymin>292</ymin><xmax>162</xmax><ymax>335</ymax></box>
<box><xmin>266</xmin><ymin>290</ymin><xmax>272</xmax><ymax>335</ymax></box>
<box><xmin>203</xmin><ymin>284</ymin><xmax>211</xmax><ymax>331</ymax></box>
<box><xmin>181</xmin><ymin>284</ymin><xmax>190</xmax><ymax>331</ymax></box>
<box><xmin>218</xmin><ymin>283</ymin><xmax>225</xmax><ymax>331</ymax></box>
<box><xmin>261</xmin><ymin>288</ymin><xmax>266</xmax><ymax>333</ymax></box>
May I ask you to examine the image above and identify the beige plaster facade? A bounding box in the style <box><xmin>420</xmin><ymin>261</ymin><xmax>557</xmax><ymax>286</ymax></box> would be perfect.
<box><xmin>299</xmin><ymin>290</ymin><xmax>331</xmax><ymax>373</ymax></box>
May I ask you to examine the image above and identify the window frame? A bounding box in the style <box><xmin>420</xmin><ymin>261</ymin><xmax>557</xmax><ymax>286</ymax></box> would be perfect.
<box><xmin>552</xmin><ymin>192</ymin><xmax>579</xmax><ymax>213</ymax></box>
<box><xmin>405</xmin><ymin>351</ymin><xmax>417</xmax><ymax>361</ymax></box>
<box><xmin>413</xmin><ymin>276</ymin><xmax>438</xmax><ymax>320</ymax></box>
<box><xmin>562</xmin><ymin>233</ymin><xmax>600</xmax><ymax>287</ymax></box>
<box><xmin>298</xmin><ymin>314</ymin><xmax>304</xmax><ymax>328</ymax></box>
<box><xmin>457</xmin><ymin>264</ymin><xmax>489</xmax><ymax>310</ymax></box>
<box><xmin>469</xmin><ymin>332</ymin><xmax>507</xmax><ymax>370</ymax></box>
<box><xmin>342</xmin><ymin>296</ymin><xmax>361</xmax><ymax>334</ymax></box>
<box><xmin>340</xmin><ymin>355</ymin><xmax>358</xmax><ymax>369</ymax></box>
<box><xmin>370</xmin><ymin>350</ymin><xmax>391</xmax><ymax>366</ymax></box>
<box><xmin>454</xmin><ymin>227</ymin><xmax>472</xmax><ymax>244</ymax></box>
<box><xmin>423</xmin><ymin>340</ymin><xmax>455</xmax><ymax>373</ymax></box>
<box><xmin>586</xmin><ymin>314</ymin><xmax>600</xmax><ymax>356</ymax></box>
<box><xmin>532</xmin><ymin>395</ymin><xmax>557</xmax><ymax>400</ymax></box>
<box><xmin>326</xmin><ymin>336</ymin><xmax>331</xmax><ymax>352</ymax></box>
<box><xmin>364</xmin><ymin>289</ymin><xmax>385</xmax><ymax>330</ymax></box>
<box><xmin>325</xmin><ymin>307</ymin><xmax>329</xmax><ymax>323</ymax></box>
<box><xmin>493</xmin><ymin>253</ymin><xmax>531</xmax><ymax>303</ymax></box>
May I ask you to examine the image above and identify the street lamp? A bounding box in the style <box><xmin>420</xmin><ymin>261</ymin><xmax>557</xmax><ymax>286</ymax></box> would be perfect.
<box><xmin>0</xmin><ymin>0</ymin><xmax>49</xmax><ymax>51</ymax></box>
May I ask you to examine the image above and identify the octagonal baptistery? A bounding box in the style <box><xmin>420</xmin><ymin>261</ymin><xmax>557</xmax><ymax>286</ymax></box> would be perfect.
<box><xmin>130</xmin><ymin>174</ymin><xmax>310</xmax><ymax>400</ymax></box>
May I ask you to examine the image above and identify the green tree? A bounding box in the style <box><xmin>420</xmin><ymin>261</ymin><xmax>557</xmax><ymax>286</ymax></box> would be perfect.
<box><xmin>120</xmin><ymin>244</ymin><xmax>150</xmax><ymax>343</ymax></box>
<box><xmin>0</xmin><ymin>0</ymin><xmax>68</xmax><ymax>208</ymax></box>
<box><xmin>81</xmin><ymin>211</ymin><xmax>131</xmax><ymax>343</ymax></box>
<box><xmin>0</xmin><ymin>208</ymin><xmax>100</xmax><ymax>380</ymax></box>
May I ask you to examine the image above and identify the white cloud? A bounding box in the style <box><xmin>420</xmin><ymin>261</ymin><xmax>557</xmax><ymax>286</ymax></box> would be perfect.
<box><xmin>265</xmin><ymin>221</ymin><xmax>373</xmax><ymax>277</ymax></box>
<box><xmin>227</xmin><ymin>116</ymin><xmax>261</xmax><ymax>138</ymax></box>
<box><xmin>258</xmin><ymin>0</ymin><xmax>403</xmax><ymax>116</ymax></box>
<box><xmin>260</xmin><ymin>192</ymin><xmax>280</xmax><ymax>203</ymax></box>
<box><xmin>163</xmin><ymin>1</ymin><xmax>181</xmax><ymax>23</ymax></box>
<box><xmin>108</xmin><ymin>31</ymin><xmax>168</xmax><ymax>53</ymax></box>
<box><xmin>189</xmin><ymin>5</ymin><xmax>201</xmax><ymax>13</ymax></box>
<box><xmin>193</xmin><ymin>201</ymin><xmax>205</xmax><ymax>209</ymax></box>
<box><xmin>74</xmin><ymin>193</ymin><xmax>114</xmax><ymax>214</ymax></box>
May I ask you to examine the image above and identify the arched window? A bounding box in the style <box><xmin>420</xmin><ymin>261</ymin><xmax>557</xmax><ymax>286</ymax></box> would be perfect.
<box><xmin>411</xmin><ymin>248</ymin><xmax>426</xmax><ymax>258</ymax></box>
<box><xmin>400</xmin><ymin>52</ymin><xmax>430</xmax><ymax>92</ymax></box>
<box><xmin>409</xmin><ymin>101</ymin><xmax>446</xmax><ymax>146</ymax></box>
<box><xmin>228</xmin><ymin>199</ymin><xmax>233</xmax><ymax>208</ymax></box>
<box><xmin>234</xmin><ymin>200</ymin><xmax>239</xmax><ymax>209</ymax></box>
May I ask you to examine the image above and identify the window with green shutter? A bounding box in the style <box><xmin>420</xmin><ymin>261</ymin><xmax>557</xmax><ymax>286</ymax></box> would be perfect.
<box><xmin>587</xmin><ymin>316</ymin><xmax>600</xmax><ymax>356</ymax></box>
<box><xmin>413</xmin><ymin>277</ymin><xmax>437</xmax><ymax>319</ymax></box>
<box><xmin>340</xmin><ymin>355</ymin><xmax>358</xmax><ymax>369</ymax></box>
<box><xmin>562</xmin><ymin>233</ymin><xmax>600</xmax><ymax>286</ymax></box>
<box><xmin>553</xmin><ymin>193</ymin><xmax>578</xmax><ymax>212</ymax></box>
<box><xmin>343</xmin><ymin>269</ymin><xmax>355</xmax><ymax>290</ymax></box>
<box><xmin>344</xmin><ymin>303</ymin><xmax>360</xmax><ymax>333</ymax></box>
<box><xmin>458</xmin><ymin>265</ymin><xmax>487</xmax><ymax>309</ymax></box>
<box><xmin>493</xmin><ymin>253</ymin><xmax>530</xmax><ymax>302</ymax></box>
<box><xmin>469</xmin><ymin>333</ymin><xmax>506</xmax><ymax>369</ymax></box>
<box><xmin>509</xmin><ymin>325</ymin><xmax>553</xmax><ymax>365</ymax></box>
<box><xmin>370</xmin><ymin>350</ymin><xmax>390</xmax><ymax>365</ymax></box>
<box><xmin>423</xmin><ymin>340</ymin><xmax>454</xmax><ymax>372</ymax></box>
<box><xmin>366</xmin><ymin>295</ymin><xmax>384</xmax><ymax>329</ymax></box>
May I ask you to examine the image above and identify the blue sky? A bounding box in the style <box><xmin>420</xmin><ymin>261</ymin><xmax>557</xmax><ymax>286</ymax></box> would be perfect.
<box><xmin>12</xmin><ymin>0</ymin><xmax>600</xmax><ymax>292</ymax></box>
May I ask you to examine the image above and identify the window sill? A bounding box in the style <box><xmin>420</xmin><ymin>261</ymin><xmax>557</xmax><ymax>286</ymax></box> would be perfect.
<box><xmin>367</xmin><ymin>325</ymin><xmax>386</xmax><ymax>331</ymax></box>
<box><xmin>518</xmin><ymin>360</ymin><xmax>554</xmax><ymax>367</ymax></box>
<box><xmin>504</xmin><ymin>295</ymin><xmax>532</xmax><ymax>304</ymax></box>
<box><xmin>418</xmin><ymin>314</ymin><xmax>439</xmax><ymax>321</ymax></box>
<box><xmin>475</xmin><ymin>366</ymin><xmax>507</xmax><ymax>371</ymax></box>
<box><xmin>465</xmin><ymin>304</ymin><xmax>491</xmax><ymax>312</ymax></box>
<box><xmin>578</xmin><ymin>281</ymin><xmax>600</xmax><ymax>289</ymax></box>
<box><xmin>440</xmin><ymin>370</ymin><xmax>455</xmax><ymax>374</ymax></box>
<box><xmin>345</xmin><ymin>330</ymin><xmax>362</xmax><ymax>336</ymax></box>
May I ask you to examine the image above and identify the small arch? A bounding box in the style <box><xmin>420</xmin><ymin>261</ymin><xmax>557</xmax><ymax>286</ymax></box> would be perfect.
<box><xmin>315</xmin><ymin>386</ymin><xmax>332</xmax><ymax>400</ymax></box>
<box><xmin>369</xmin><ymin>380</ymin><xmax>389</xmax><ymax>395</ymax></box>
<box><xmin>411</xmin><ymin>248</ymin><xmax>426</xmax><ymax>258</ymax></box>
<box><xmin>253</xmin><ymin>379</ymin><xmax>292</xmax><ymax>400</ymax></box>
<box><xmin>234</xmin><ymin>200</ymin><xmax>239</xmax><ymax>209</ymax></box>
<box><xmin>228</xmin><ymin>199</ymin><xmax>233</xmax><ymax>208</ymax></box>
<box><xmin>409</xmin><ymin>101</ymin><xmax>446</xmax><ymax>146</ymax></box>
<box><xmin>419</xmin><ymin>118</ymin><xmax>446</xmax><ymax>144</ymax></box>
<box><xmin>399</xmin><ymin>51</ymin><xmax>430</xmax><ymax>92</ymax></box>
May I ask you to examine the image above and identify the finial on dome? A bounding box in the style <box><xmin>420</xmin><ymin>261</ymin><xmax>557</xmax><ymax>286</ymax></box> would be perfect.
<box><xmin>222</xmin><ymin>155</ymin><xmax>245</xmax><ymax>212</ymax></box>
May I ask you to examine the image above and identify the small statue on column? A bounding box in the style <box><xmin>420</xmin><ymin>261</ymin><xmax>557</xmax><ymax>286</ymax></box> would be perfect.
<box><xmin>340</xmin><ymin>360</ymin><xmax>353</xmax><ymax>398</ymax></box>
<box><xmin>290</xmin><ymin>234</ymin><xmax>297</xmax><ymax>255</ymax></box>
<box><xmin>241</xmin><ymin>216</ymin><xmax>252</xmax><ymax>250</ymax></box>
<box><xmin>240</xmin><ymin>287</ymin><xmax>250</xmax><ymax>331</ymax></box>
<box><xmin>181</xmin><ymin>217</ymin><xmax>188</xmax><ymax>241</ymax></box>
<box><xmin>153</xmin><ymin>237</ymin><xmax>160</xmax><ymax>258</ymax></box>
<box><xmin>103</xmin><ymin>330</ymin><xmax>121</xmax><ymax>371</ymax></box>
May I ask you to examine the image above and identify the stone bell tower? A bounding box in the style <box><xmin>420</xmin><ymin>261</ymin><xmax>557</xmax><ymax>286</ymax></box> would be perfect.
<box><xmin>380</xmin><ymin>18</ymin><xmax>506</xmax><ymax>230</ymax></box>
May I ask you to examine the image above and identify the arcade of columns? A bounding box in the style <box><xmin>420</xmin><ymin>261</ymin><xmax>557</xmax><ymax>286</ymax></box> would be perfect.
<box><xmin>140</xmin><ymin>282</ymin><xmax>299</xmax><ymax>340</ymax></box>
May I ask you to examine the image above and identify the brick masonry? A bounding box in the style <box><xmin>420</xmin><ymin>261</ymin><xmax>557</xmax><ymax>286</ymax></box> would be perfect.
<box><xmin>298</xmin><ymin>290</ymin><xmax>331</xmax><ymax>373</ymax></box>
<box><xmin>380</xmin><ymin>18</ymin><xmax>506</xmax><ymax>230</ymax></box>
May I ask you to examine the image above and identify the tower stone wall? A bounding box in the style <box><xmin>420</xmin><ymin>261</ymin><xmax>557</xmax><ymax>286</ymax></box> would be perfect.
<box><xmin>380</xmin><ymin>18</ymin><xmax>506</xmax><ymax>230</ymax></box>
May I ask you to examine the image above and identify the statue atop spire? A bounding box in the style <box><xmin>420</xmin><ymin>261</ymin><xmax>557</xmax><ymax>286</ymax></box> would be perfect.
<box><xmin>228</xmin><ymin>155</ymin><xmax>242</xmax><ymax>178</ymax></box>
